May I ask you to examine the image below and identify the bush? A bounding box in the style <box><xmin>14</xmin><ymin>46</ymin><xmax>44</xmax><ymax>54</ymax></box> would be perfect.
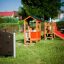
<box><xmin>56</xmin><ymin>21</ymin><xmax>64</xmax><ymax>33</ymax></box>
<box><xmin>0</xmin><ymin>17</ymin><xmax>19</xmax><ymax>29</ymax></box>
<box><xmin>0</xmin><ymin>17</ymin><xmax>18</xmax><ymax>23</ymax></box>
<box><xmin>56</xmin><ymin>21</ymin><xmax>64</xmax><ymax>29</ymax></box>
<box><xmin>18</xmin><ymin>20</ymin><xmax>24</xmax><ymax>25</ymax></box>
<box><xmin>0</xmin><ymin>17</ymin><xmax>4</xmax><ymax>23</ymax></box>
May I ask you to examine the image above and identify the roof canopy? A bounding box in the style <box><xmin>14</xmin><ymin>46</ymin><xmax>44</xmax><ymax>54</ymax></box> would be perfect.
<box><xmin>24</xmin><ymin>16</ymin><xmax>42</xmax><ymax>22</ymax></box>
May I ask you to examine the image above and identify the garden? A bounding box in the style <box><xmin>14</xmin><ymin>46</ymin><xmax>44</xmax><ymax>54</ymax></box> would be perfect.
<box><xmin>0</xmin><ymin>0</ymin><xmax>64</xmax><ymax>64</ymax></box>
<box><xmin>0</xmin><ymin>32</ymin><xmax>64</xmax><ymax>64</ymax></box>
<box><xmin>0</xmin><ymin>16</ymin><xmax>64</xmax><ymax>64</ymax></box>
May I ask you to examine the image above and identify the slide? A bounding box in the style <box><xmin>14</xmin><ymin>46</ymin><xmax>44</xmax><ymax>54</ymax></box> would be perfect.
<box><xmin>54</xmin><ymin>25</ymin><xmax>64</xmax><ymax>39</ymax></box>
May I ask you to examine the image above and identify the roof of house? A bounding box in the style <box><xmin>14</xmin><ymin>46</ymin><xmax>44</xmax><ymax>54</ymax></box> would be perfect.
<box><xmin>0</xmin><ymin>11</ymin><xmax>16</xmax><ymax>16</ymax></box>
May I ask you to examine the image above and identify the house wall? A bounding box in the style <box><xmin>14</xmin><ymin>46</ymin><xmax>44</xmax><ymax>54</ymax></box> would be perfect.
<box><xmin>58</xmin><ymin>13</ymin><xmax>64</xmax><ymax>19</ymax></box>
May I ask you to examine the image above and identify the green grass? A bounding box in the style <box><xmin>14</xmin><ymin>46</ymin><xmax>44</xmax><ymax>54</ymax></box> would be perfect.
<box><xmin>0</xmin><ymin>32</ymin><xmax>64</xmax><ymax>64</ymax></box>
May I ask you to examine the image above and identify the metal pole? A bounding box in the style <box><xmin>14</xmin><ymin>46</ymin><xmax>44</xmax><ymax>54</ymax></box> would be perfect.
<box><xmin>13</xmin><ymin>32</ymin><xmax>16</xmax><ymax>58</ymax></box>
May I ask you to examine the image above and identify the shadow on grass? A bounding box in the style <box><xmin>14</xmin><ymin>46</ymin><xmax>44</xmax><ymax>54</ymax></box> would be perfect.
<box><xmin>55</xmin><ymin>37</ymin><xmax>64</xmax><ymax>40</ymax></box>
<box><xmin>16</xmin><ymin>39</ymin><xmax>24</xmax><ymax>44</ymax></box>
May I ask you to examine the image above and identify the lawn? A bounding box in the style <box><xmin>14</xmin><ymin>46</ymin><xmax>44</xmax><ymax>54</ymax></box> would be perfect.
<box><xmin>0</xmin><ymin>32</ymin><xmax>64</xmax><ymax>64</ymax></box>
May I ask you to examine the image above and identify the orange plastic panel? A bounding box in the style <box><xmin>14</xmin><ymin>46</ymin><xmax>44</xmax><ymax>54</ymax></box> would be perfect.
<box><xmin>30</xmin><ymin>31</ymin><xmax>41</xmax><ymax>40</ymax></box>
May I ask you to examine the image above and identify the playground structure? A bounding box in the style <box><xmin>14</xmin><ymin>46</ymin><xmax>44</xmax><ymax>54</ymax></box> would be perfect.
<box><xmin>44</xmin><ymin>22</ymin><xmax>54</xmax><ymax>40</ymax></box>
<box><xmin>24</xmin><ymin>16</ymin><xmax>41</xmax><ymax>44</ymax></box>
<box><xmin>44</xmin><ymin>22</ymin><xmax>64</xmax><ymax>40</ymax></box>
<box><xmin>24</xmin><ymin>16</ymin><xmax>64</xmax><ymax>44</ymax></box>
<box><xmin>53</xmin><ymin>22</ymin><xmax>64</xmax><ymax>39</ymax></box>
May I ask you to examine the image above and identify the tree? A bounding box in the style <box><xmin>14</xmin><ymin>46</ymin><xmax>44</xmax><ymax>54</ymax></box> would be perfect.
<box><xmin>21</xmin><ymin>0</ymin><xmax>61</xmax><ymax>20</ymax></box>
<box><xmin>61</xmin><ymin>2</ymin><xmax>64</xmax><ymax>6</ymax></box>
<box><xmin>18</xmin><ymin>7</ymin><xmax>27</xmax><ymax>19</ymax></box>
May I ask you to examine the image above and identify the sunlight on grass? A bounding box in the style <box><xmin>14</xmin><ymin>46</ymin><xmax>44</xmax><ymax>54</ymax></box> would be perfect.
<box><xmin>0</xmin><ymin>32</ymin><xmax>64</xmax><ymax>64</ymax></box>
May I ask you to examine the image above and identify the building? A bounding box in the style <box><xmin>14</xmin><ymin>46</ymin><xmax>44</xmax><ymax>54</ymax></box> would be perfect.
<box><xmin>58</xmin><ymin>13</ymin><xmax>64</xmax><ymax>19</ymax></box>
<box><xmin>0</xmin><ymin>11</ymin><xmax>17</xmax><ymax>17</ymax></box>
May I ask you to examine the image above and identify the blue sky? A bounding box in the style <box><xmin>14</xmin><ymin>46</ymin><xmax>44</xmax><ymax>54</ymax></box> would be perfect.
<box><xmin>0</xmin><ymin>0</ymin><xmax>22</xmax><ymax>11</ymax></box>
<box><xmin>0</xmin><ymin>0</ymin><xmax>64</xmax><ymax>12</ymax></box>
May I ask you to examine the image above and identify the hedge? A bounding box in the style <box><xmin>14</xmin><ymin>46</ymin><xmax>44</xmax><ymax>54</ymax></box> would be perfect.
<box><xmin>56</xmin><ymin>21</ymin><xmax>64</xmax><ymax>29</ymax></box>
<box><xmin>0</xmin><ymin>17</ymin><xmax>18</xmax><ymax>23</ymax></box>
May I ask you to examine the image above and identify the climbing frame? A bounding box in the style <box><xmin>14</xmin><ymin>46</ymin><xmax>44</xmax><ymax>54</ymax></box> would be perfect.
<box><xmin>44</xmin><ymin>22</ymin><xmax>54</xmax><ymax>40</ymax></box>
<box><xmin>24</xmin><ymin>16</ymin><xmax>41</xmax><ymax>44</ymax></box>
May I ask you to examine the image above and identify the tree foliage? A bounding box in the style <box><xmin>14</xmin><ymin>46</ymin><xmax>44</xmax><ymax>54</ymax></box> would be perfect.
<box><xmin>21</xmin><ymin>0</ymin><xmax>61</xmax><ymax>20</ymax></box>
<box><xmin>61</xmin><ymin>2</ymin><xmax>64</xmax><ymax>6</ymax></box>
<box><xmin>18</xmin><ymin>7</ymin><xmax>27</xmax><ymax>19</ymax></box>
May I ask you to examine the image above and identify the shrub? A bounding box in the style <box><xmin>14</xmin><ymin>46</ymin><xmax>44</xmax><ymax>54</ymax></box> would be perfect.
<box><xmin>56</xmin><ymin>21</ymin><xmax>64</xmax><ymax>33</ymax></box>
<box><xmin>0</xmin><ymin>17</ymin><xmax>19</xmax><ymax>23</ymax></box>
<box><xmin>0</xmin><ymin>17</ymin><xmax>19</xmax><ymax>29</ymax></box>
<box><xmin>56</xmin><ymin>21</ymin><xmax>64</xmax><ymax>29</ymax></box>
<box><xmin>18</xmin><ymin>20</ymin><xmax>24</xmax><ymax>25</ymax></box>
<box><xmin>0</xmin><ymin>17</ymin><xmax>4</xmax><ymax>23</ymax></box>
